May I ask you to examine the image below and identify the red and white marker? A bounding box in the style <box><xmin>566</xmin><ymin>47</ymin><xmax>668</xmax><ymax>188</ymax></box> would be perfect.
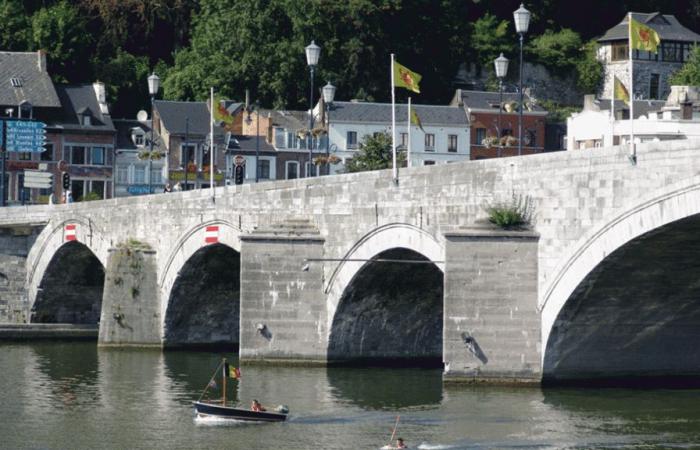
<box><xmin>64</xmin><ymin>224</ymin><xmax>77</xmax><ymax>241</ymax></box>
<box><xmin>204</xmin><ymin>225</ymin><xmax>219</xmax><ymax>244</ymax></box>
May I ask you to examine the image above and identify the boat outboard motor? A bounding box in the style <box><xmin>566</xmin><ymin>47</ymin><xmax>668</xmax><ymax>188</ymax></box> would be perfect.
<box><xmin>275</xmin><ymin>405</ymin><xmax>290</xmax><ymax>414</ymax></box>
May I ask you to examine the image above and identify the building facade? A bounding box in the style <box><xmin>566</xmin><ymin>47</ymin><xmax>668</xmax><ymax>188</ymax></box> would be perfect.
<box><xmin>451</xmin><ymin>89</ymin><xmax>548</xmax><ymax>159</ymax></box>
<box><xmin>598</xmin><ymin>12</ymin><xmax>700</xmax><ymax>101</ymax></box>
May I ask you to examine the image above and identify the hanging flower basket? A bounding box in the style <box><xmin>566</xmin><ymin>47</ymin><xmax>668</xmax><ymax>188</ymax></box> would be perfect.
<box><xmin>481</xmin><ymin>136</ymin><xmax>499</xmax><ymax>148</ymax></box>
<box><xmin>313</xmin><ymin>155</ymin><xmax>327</xmax><ymax>165</ymax></box>
<box><xmin>328</xmin><ymin>155</ymin><xmax>341</xmax><ymax>164</ymax></box>
<box><xmin>311</xmin><ymin>127</ymin><xmax>326</xmax><ymax>137</ymax></box>
<box><xmin>186</xmin><ymin>162</ymin><xmax>197</xmax><ymax>172</ymax></box>
<box><xmin>500</xmin><ymin>135</ymin><xmax>518</xmax><ymax>147</ymax></box>
<box><xmin>297</xmin><ymin>128</ymin><xmax>309</xmax><ymax>139</ymax></box>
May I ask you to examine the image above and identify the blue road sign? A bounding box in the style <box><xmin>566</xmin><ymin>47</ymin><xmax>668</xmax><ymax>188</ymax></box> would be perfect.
<box><xmin>5</xmin><ymin>120</ymin><xmax>47</xmax><ymax>152</ymax></box>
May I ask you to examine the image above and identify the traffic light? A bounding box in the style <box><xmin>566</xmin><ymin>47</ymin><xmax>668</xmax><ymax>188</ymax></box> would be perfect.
<box><xmin>234</xmin><ymin>164</ymin><xmax>244</xmax><ymax>185</ymax></box>
<box><xmin>62</xmin><ymin>172</ymin><xmax>70</xmax><ymax>190</ymax></box>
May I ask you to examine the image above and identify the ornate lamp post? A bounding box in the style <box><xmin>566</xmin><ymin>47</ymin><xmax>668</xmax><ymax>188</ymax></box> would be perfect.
<box><xmin>322</xmin><ymin>81</ymin><xmax>335</xmax><ymax>176</ymax></box>
<box><xmin>494</xmin><ymin>53</ymin><xmax>509</xmax><ymax>147</ymax></box>
<box><xmin>305</xmin><ymin>40</ymin><xmax>321</xmax><ymax>177</ymax></box>
<box><xmin>245</xmin><ymin>103</ymin><xmax>260</xmax><ymax>183</ymax></box>
<box><xmin>147</xmin><ymin>72</ymin><xmax>160</xmax><ymax>193</ymax></box>
<box><xmin>513</xmin><ymin>3</ymin><xmax>530</xmax><ymax>156</ymax></box>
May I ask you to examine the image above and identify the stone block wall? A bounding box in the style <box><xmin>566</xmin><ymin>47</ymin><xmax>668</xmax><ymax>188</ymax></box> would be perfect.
<box><xmin>443</xmin><ymin>228</ymin><xmax>540</xmax><ymax>383</ymax></box>
<box><xmin>240</xmin><ymin>226</ymin><xmax>326</xmax><ymax>363</ymax></box>
<box><xmin>0</xmin><ymin>226</ymin><xmax>40</xmax><ymax>323</ymax></box>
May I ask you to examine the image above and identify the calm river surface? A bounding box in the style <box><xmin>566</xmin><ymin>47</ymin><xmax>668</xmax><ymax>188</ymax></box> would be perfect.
<box><xmin>1</xmin><ymin>342</ymin><xmax>699</xmax><ymax>449</ymax></box>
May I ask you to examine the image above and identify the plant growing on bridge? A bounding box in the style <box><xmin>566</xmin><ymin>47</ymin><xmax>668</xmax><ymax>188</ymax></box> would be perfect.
<box><xmin>486</xmin><ymin>194</ymin><xmax>534</xmax><ymax>229</ymax></box>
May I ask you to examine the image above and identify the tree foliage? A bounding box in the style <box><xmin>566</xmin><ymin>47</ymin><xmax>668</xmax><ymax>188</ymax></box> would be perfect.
<box><xmin>345</xmin><ymin>132</ymin><xmax>404</xmax><ymax>173</ymax></box>
<box><xmin>0</xmin><ymin>0</ymin><xmax>30</xmax><ymax>51</ymax></box>
<box><xmin>576</xmin><ymin>40</ymin><xmax>604</xmax><ymax>94</ymax></box>
<box><xmin>528</xmin><ymin>28</ymin><xmax>582</xmax><ymax>73</ymax></box>
<box><xmin>470</xmin><ymin>13</ymin><xmax>513</xmax><ymax>71</ymax></box>
<box><xmin>669</xmin><ymin>45</ymin><xmax>700</xmax><ymax>86</ymax></box>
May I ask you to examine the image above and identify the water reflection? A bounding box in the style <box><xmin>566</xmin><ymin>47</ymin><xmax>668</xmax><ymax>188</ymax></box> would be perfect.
<box><xmin>327</xmin><ymin>367</ymin><xmax>443</xmax><ymax>410</ymax></box>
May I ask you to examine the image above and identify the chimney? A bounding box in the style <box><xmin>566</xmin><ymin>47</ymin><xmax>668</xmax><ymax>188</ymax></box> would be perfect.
<box><xmin>37</xmin><ymin>50</ymin><xmax>47</xmax><ymax>72</ymax></box>
<box><xmin>93</xmin><ymin>81</ymin><xmax>109</xmax><ymax>114</ymax></box>
<box><xmin>583</xmin><ymin>94</ymin><xmax>599</xmax><ymax>111</ymax></box>
<box><xmin>681</xmin><ymin>92</ymin><xmax>693</xmax><ymax>120</ymax></box>
<box><xmin>245</xmin><ymin>89</ymin><xmax>250</xmax><ymax>110</ymax></box>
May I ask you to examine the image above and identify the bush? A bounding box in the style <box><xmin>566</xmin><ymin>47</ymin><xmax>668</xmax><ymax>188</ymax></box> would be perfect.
<box><xmin>486</xmin><ymin>194</ymin><xmax>534</xmax><ymax>229</ymax></box>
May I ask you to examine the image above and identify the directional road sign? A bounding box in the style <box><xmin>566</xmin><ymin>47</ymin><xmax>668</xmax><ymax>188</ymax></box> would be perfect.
<box><xmin>24</xmin><ymin>170</ymin><xmax>53</xmax><ymax>189</ymax></box>
<box><xmin>5</xmin><ymin>120</ymin><xmax>46</xmax><ymax>153</ymax></box>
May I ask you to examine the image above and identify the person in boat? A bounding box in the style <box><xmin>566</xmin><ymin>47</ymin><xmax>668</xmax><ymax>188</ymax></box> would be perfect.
<box><xmin>251</xmin><ymin>399</ymin><xmax>266</xmax><ymax>412</ymax></box>
<box><xmin>395</xmin><ymin>438</ymin><xmax>407</xmax><ymax>449</ymax></box>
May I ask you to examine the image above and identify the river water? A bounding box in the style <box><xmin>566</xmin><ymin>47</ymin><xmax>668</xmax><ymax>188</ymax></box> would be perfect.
<box><xmin>1</xmin><ymin>342</ymin><xmax>699</xmax><ymax>449</ymax></box>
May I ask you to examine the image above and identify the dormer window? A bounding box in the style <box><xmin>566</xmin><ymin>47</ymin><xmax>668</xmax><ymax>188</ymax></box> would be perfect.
<box><xmin>77</xmin><ymin>107</ymin><xmax>93</xmax><ymax>126</ymax></box>
<box><xmin>10</xmin><ymin>77</ymin><xmax>22</xmax><ymax>87</ymax></box>
<box><xmin>133</xmin><ymin>133</ymin><xmax>144</xmax><ymax>146</ymax></box>
<box><xmin>82</xmin><ymin>115</ymin><xmax>91</xmax><ymax>126</ymax></box>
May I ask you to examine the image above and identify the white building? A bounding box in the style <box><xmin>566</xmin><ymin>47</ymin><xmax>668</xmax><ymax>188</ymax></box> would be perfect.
<box><xmin>314</xmin><ymin>100</ymin><xmax>470</xmax><ymax>174</ymax></box>
<box><xmin>567</xmin><ymin>86</ymin><xmax>700</xmax><ymax>150</ymax></box>
<box><xmin>113</xmin><ymin>118</ymin><xmax>166</xmax><ymax>196</ymax></box>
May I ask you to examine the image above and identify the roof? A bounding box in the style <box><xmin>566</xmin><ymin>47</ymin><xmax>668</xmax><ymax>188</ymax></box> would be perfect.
<box><xmin>0</xmin><ymin>51</ymin><xmax>60</xmax><ymax>108</ymax></box>
<box><xmin>329</xmin><ymin>101</ymin><xmax>469</xmax><ymax>126</ymax></box>
<box><xmin>114</xmin><ymin>119</ymin><xmax>151</xmax><ymax>150</ymax></box>
<box><xmin>457</xmin><ymin>90</ymin><xmax>547</xmax><ymax>113</ymax></box>
<box><xmin>155</xmin><ymin>99</ymin><xmax>243</xmax><ymax>136</ymax></box>
<box><xmin>53</xmin><ymin>84</ymin><xmax>114</xmax><ymax>131</ymax></box>
<box><xmin>264</xmin><ymin>109</ymin><xmax>308</xmax><ymax>130</ymax></box>
<box><xmin>227</xmin><ymin>135</ymin><xmax>275</xmax><ymax>153</ymax></box>
<box><xmin>595</xmin><ymin>99</ymin><xmax>666</xmax><ymax>118</ymax></box>
<box><xmin>598</xmin><ymin>12</ymin><xmax>700</xmax><ymax>43</ymax></box>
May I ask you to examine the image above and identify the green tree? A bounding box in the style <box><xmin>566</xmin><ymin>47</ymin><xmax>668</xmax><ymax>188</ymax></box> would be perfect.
<box><xmin>576</xmin><ymin>40</ymin><xmax>603</xmax><ymax>94</ymax></box>
<box><xmin>30</xmin><ymin>1</ymin><xmax>92</xmax><ymax>82</ymax></box>
<box><xmin>669</xmin><ymin>45</ymin><xmax>700</xmax><ymax>86</ymax></box>
<box><xmin>346</xmin><ymin>132</ymin><xmax>404</xmax><ymax>173</ymax></box>
<box><xmin>0</xmin><ymin>0</ymin><xmax>31</xmax><ymax>50</ymax></box>
<box><xmin>470</xmin><ymin>13</ymin><xmax>513</xmax><ymax>70</ymax></box>
<box><xmin>94</xmin><ymin>50</ymin><xmax>152</xmax><ymax>117</ymax></box>
<box><xmin>528</xmin><ymin>28</ymin><xmax>582</xmax><ymax>74</ymax></box>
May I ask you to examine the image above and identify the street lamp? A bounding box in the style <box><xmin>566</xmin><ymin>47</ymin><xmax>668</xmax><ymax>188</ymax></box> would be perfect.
<box><xmin>494</xmin><ymin>53</ymin><xmax>509</xmax><ymax>151</ymax></box>
<box><xmin>305</xmin><ymin>40</ymin><xmax>321</xmax><ymax>177</ymax></box>
<box><xmin>322</xmin><ymin>81</ymin><xmax>336</xmax><ymax>176</ymax></box>
<box><xmin>513</xmin><ymin>3</ymin><xmax>530</xmax><ymax>156</ymax></box>
<box><xmin>147</xmin><ymin>72</ymin><xmax>160</xmax><ymax>194</ymax></box>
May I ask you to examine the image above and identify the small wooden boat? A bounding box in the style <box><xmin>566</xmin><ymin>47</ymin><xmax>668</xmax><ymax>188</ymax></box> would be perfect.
<box><xmin>193</xmin><ymin>358</ymin><xmax>289</xmax><ymax>422</ymax></box>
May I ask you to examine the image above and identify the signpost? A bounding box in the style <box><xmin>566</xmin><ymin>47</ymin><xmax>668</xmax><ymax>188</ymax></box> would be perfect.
<box><xmin>24</xmin><ymin>170</ymin><xmax>53</xmax><ymax>189</ymax></box>
<box><xmin>0</xmin><ymin>118</ymin><xmax>47</xmax><ymax>206</ymax></box>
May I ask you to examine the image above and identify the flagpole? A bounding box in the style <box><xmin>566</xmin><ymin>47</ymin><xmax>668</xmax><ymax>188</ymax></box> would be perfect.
<box><xmin>628</xmin><ymin>13</ymin><xmax>636</xmax><ymax>162</ymax></box>
<box><xmin>407</xmin><ymin>97</ymin><xmax>412</xmax><ymax>168</ymax></box>
<box><xmin>210</xmin><ymin>87</ymin><xmax>216</xmax><ymax>200</ymax></box>
<box><xmin>391</xmin><ymin>53</ymin><xmax>397</xmax><ymax>183</ymax></box>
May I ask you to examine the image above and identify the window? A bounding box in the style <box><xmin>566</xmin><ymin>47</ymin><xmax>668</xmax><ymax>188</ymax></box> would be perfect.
<box><xmin>258</xmin><ymin>159</ymin><xmax>270</xmax><ymax>180</ymax></box>
<box><xmin>151</xmin><ymin>168</ymin><xmax>162</xmax><ymax>185</ymax></box>
<box><xmin>525</xmin><ymin>129</ymin><xmax>537</xmax><ymax>147</ymax></box>
<box><xmin>18</xmin><ymin>152</ymin><xmax>31</xmax><ymax>161</ymax></box>
<box><xmin>41</xmin><ymin>143</ymin><xmax>53</xmax><ymax>161</ymax></box>
<box><xmin>134</xmin><ymin>166</ymin><xmax>146</xmax><ymax>184</ymax></box>
<box><xmin>425</xmin><ymin>133</ymin><xmax>435</xmax><ymax>151</ymax></box>
<box><xmin>347</xmin><ymin>131</ymin><xmax>358</xmax><ymax>149</ymax></box>
<box><xmin>70</xmin><ymin>179</ymin><xmax>85</xmax><ymax>202</ymax></box>
<box><xmin>275</xmin><ymin>128</ymin><xmax>286</xmax><ymax>148</ymax></box>
<box><xmin>70</xmin><ymin>146</ymin><xmax>86</xmax><ymax>164</ymax></box>
<box><xmin>662</xmin><ymin>42</ymin><xmax>684</xmax><ymax>62</ymax></box>
<box><xmin>305</xmin><ymin>162</ymin><xmax>316</xmax><ymax>177</ymax></box>
<box><xmin>82</xmin><ymin>115</ymin><xmax>91</xmax><ymax>126</ymax></box>
<box><xmin>116</xmin><ymin>165</ymin><xmax>129</xmax><ymax>184</ymax></box>
<box><xmin>91</xmin><ymin>147</ymin><xmax>105</xmax><ymax>165</ymax></box>
<box><xmin>649</xmin><ymin>73</ymin><xmax>660</xmax><ymax>99</ymax></box>
<box><xmin>90</xmin><ymin>180</ymin><xmax>105</xmax><ymax>199</ymax></box>
<box><xmin>475</xmin><ymin>128</ymin><xmax>486</xmax><ymax>144</ymax></box>
<box><xmin>10</xmin><ymin>77</ymin><xmax>22</xmax><ymax>87</ymax></box>
<box><xmin>400</xmin><ymin>133</ymin><xmax>408</xmax><ymax>148</ymax></box>
<box><xmin>181</xmin><ymin>144</ymin><xmax>196</xmax><ymax>167</ymax></box>
<box><xmin>611</xmin><ymin>42</ymin><xmax>628</xmax><ymax>61</ymax></box>
<box><xmin>286</xmin><ymin>161</ymin><xmax>298</xmax><ymax>179</ymax></box>
<box><xmin>133</xmin><ymin>133</ymin><xmax>144</xmax><ymax>146</ymax></box>
<box><xmin>448</xmin><ymin>134</ymin><xmax>458</xmax><ymax>152</ymax></box>
<box><xmin>424</xmin><ymin>160</ymin><xmax>436</xmax><ymax>166</ymax></box>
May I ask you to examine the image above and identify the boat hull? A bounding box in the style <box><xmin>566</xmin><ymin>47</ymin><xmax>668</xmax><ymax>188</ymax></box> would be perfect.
<box><xmin>193</xmin><ymin>401</ymin><xmax>287</xmax><ymax>422</ymax></box>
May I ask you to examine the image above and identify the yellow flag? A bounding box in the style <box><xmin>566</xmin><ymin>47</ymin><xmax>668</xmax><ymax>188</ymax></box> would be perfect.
<box><xmin>614</xmin><ymin>76</ymin><xmax>630</xmax><ymax>104</ymax></box>
<box><xmin>630</xmin><ymin>17</ymin><xmax>660</xmax><ymax>53</ymax></box>
<box><xmin>410</xmin><ymin>107</ymin><xmax>424</xmax><ymax>132</ymax></box>
<box><xmin>393</xmin><ymin>61</ymin><xmax>421</xmax><ymax>93</ymax></box>
<box><xmin>213</xmin><ymin>95</ymin><xmax>234</xmax><ymax>125</ymax></box>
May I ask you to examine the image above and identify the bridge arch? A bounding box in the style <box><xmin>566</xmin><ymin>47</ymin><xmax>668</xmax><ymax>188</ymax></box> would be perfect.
<box><xmin>325</xmin><ymin>223</ymin><xmax>445</xmax><ymax>365</ymax></box>
<box><xmin>541</xmin><ymin>177</ymin><xmax>700</xmax><ymax>383</ymax></box>
<box><xmin>159</xmin><ymin>220</ymin><xmax>242</xmax><ymax>347</ymax></box>
<box><xmin>27</xmin><ymin>217</ymin><xmax>109</xmax><ymax>314</ymax></box>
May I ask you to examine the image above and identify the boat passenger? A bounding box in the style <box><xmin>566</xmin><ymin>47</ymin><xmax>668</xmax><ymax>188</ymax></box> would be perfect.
<box><xmin>396</xmin><ymin>438</ymin><xmax>407</xmax><ymax>449</ymax></box>
<box><xmin>251</xmin><ymin>399</ymin><xmax>266</xmax><ymax>412</ymax></box>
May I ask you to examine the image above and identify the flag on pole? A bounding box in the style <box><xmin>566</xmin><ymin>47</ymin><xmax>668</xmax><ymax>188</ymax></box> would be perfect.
<box><xmin>614</xmin><ymin>76</ymin><xmax>630</xmax><ymax>105</ymax></box>
<box><xmin>224</xmin><ymin>363</ymin><xmax>241</xmax><ymax>379</ymax></box>
<box><xmin>410</xmin><ymin>107</ymin><xmax>424</xmax><ymax>132</ymax></box>
<box><xmin>630</xmin><ymin>17</ymin><xmax>660</xmax><ymax>53</ymax></box>
<box><xmin>393</xmin><ymin>61</ymin><xmax>422</xmax><ymax>93</ymax></box>
<box><xmin>213</xmin><ymin>95</ymin><xmax>234</xmax><ymax>125</ymax></box>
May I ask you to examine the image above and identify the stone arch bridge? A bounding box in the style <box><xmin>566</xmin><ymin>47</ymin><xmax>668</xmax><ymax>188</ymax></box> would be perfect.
<box><xmin>3</xmin><ymin>139</ymin><xmax>700</xmax><ymax>384</ymax></box>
